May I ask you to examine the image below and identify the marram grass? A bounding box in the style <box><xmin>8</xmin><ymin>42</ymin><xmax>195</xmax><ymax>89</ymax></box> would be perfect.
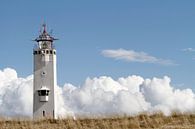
<box><xmin>1</xmin><ymin>113</ymin><xmax>195</xmax><ymax>129</ymax></box>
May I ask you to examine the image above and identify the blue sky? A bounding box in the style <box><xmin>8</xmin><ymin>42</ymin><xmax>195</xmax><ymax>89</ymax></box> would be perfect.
<box><xmin>0</xmin><ymin>0</ymin><xmax>195</xmax><ymax>88</ymax></box>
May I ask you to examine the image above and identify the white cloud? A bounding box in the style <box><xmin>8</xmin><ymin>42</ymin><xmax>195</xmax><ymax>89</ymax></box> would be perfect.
<box><xmin>141</xmin><ymin>76</ymin><xmax>195</xmax><ymax>115</ymax></box>
<box><xmin>102</xmin><ymin>49</ymin><xmax>176</xmax><ymax>66</ymax></box>
<box><xmin>182</xmin><ymin>48</ymin><xmax>195</xmax><ymax>52</ymax></box>
<box><xmin>0</xmin><ymin>68</ymin><xmax>195</xmax><ymax>118</ymax></box>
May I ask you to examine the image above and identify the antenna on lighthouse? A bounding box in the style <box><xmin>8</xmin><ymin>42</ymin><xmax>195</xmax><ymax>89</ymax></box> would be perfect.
<box><xmin>42</xmin><ymin>23</ymin><xmax>47</xmax><ymax>33</ymax></box>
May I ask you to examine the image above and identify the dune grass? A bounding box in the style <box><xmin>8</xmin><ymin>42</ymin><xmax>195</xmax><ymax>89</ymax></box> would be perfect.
<box><xmin>1</xmin><ymin>113</ymin><xmax>195</xmax><ymax>129</ymax></box>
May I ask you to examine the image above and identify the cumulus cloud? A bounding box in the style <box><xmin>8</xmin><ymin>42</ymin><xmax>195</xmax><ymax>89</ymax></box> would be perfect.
<box><xmin>0</xmin><ymin>68</ymin><xmax>195</xmax><ymax>118</ymax></box>
<box><xmin>0</xmin><ymin>68</ymin><xmax>33</xmax><ymax>117</ymax></box>
<box><xmin>102</xmin><ymin>49</ymin><xmax>176</xmax><ymax>66</ymax></box>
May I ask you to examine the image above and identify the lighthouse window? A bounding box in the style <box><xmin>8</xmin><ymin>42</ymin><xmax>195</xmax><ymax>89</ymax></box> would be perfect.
<box><xmin>41</xmin><ymin>71</ymin><xmax>46</xmax><ymax>76</ymax></box>
<box><xmin>46</xmin><ymin>50</ymin><xmax>49</xmax><ymax>54</ymax></box>
<box><xmin>34</xmin><ymin>51</ymin><xmax>37</xmax><ymax>55</ymax></box>
<box><xmin>54</xmin><ymin>51</ymin><xmax>56</xmax><ymax>55</ymax></box>
<box><xmin>50</xmin><ymin>50</ymin><xmax>53</xmax><ymax>54</ymax></box>
<box><xmin>38</xmin><ymin>90</ymin><xmax>50</xmax><ymax>96</ymax></box>
<box><xmin>43</xmin><ymin>111</ymin><xmax>45</xmax><ymax>117</ymax></box>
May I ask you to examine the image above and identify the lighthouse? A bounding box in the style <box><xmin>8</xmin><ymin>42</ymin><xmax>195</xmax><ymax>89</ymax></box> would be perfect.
<box><xmin>33</xmin><ymin>24</ymin><xmax>57</xmax><ymax>119</ymax></box>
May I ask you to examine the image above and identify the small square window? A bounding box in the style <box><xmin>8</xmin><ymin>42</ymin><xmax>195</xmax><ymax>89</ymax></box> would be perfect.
<box><xmin>34</xmin><ymin>51</ymin><xmax>37</xmax><ymax>55</ymax></box>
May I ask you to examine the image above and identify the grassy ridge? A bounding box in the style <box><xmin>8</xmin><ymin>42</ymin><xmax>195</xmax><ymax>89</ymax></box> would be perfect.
<box><xmin>1</xmin><ymin>113</ymin><xmax>195</xmax><ymax>129</ymax></box>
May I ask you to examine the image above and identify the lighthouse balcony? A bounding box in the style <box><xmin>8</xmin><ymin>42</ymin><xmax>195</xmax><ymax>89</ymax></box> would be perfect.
<box><xmin>38</xmin><ymin>87</ymin><xmax>50</xmax><ymax>102</ymax></box>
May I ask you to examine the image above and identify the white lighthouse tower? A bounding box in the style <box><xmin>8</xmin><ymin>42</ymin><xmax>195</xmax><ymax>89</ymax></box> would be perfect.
<box><xmin>33</xmin><ymin>24</ymin><xmax>57</xmax><ymax>119</ymax></box>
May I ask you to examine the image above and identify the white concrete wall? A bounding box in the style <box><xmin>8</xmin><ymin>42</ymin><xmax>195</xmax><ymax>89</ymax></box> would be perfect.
<box><xmin>33</xmin><ymin>48</ymin><xmax>56</xmax><ymax>119</ymax></box>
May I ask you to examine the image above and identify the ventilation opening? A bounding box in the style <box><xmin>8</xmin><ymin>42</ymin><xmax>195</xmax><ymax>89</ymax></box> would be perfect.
<box><xmin>43</xmin><ymin>110</ymin><xmax>45</xmax><ymax>117</ymax></box>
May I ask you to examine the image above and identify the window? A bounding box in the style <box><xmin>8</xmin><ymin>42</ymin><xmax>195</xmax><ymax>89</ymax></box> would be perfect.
<box><xmin>43</xmin><ymin>111</ymin><xmax>45</xmax><ymax>117</ymax></box>
<box><xmin>54</xmin><ymin>51</ymin><xmax>56</xmax><ymax>55</ymax></box>
<box><xmin>38</xmin><ymin>51</ymin><xmax>41</xmax><ymax>54</ymax></box>
<box><xmin>46</xmin><ymin>50</ymin><xmax>49</xmax><ymax>54</ymax></box>
<box><xmin>34</xmin><ymin>51</ymin><xmax>37</xmax><ymax>55</ymax></box>
<box><xmin>41</xmin><ymin>71</ymin><xmax>46</xmax><ymax>77</ymax></box>
<box><xmin>38</xmin><ymin>90</ymin><xmax>50</xmax><ymax>96</ymax></box>
<box><xmin>50</xmin><ymin>50</ymin><xmax>53</xmax><ymax>54</ymax></box>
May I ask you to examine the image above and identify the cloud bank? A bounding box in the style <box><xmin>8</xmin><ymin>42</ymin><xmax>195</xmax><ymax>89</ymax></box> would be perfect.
<box><xmin>0</xmin><ymin>68</ymin><xmax>195</xmax><ymax>118</ymax></box>
<box><xmin>102</xmin><ymin>49</ymin><xmax>176</xmax><ymax>65</ymax></box>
